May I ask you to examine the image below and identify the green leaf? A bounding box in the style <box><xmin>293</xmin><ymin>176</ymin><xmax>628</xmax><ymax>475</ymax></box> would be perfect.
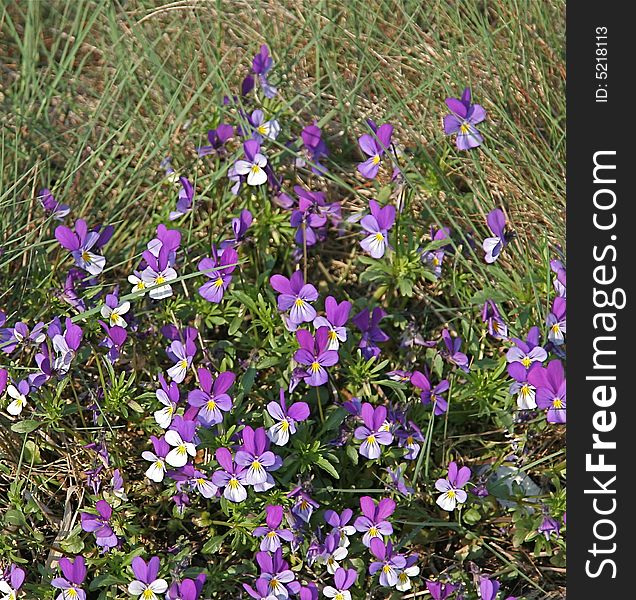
<box><xmin>11</xmin><ymin>420</ymin><xmax>40</xmax><ymax>434</ymax></box>
<box><xmin>315</xmin><ymin>457</ymin><xmax>340</xmax><ymax>479</ymax></box>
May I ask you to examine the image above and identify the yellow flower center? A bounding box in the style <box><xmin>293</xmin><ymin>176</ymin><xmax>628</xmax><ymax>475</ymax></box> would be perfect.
<box><xmin>521</xmin><ymin>357</ymin><xmax>532</xmax><ymax>368</ymax></box>
<box><xmin>251</xmin><ymin>459</ymin><xmax>262</xmax><ymax>470</ymax></box>
<box><xmin>460</xmin><ymin>122</ymin><xmax>471</xmax><ymax>133</ymax></box>
<box><xmin>311</xmin><ymin>361</ymin><xmax>321</xmax><ymax>373</ymax></box>
<box><xmin>328</xmin><ymin>330</ymin><xmax>338</xmax><ymax>341</ymax></box>
<box><xmin>372</xmin><ymin>154</ymin><xmax>381</xmax><ymax>165</ymax></box>
<box><xmin>177</xmin><ymin>444</ymin><xmax>187</xmax><ymax>455</ymax></box>
<box><xmin>551</xmin><ymin>324</ymin><xmax>561</xmax><ymax>333</ymax></box>
<box><xmin>214</xmin><ymin>277</ymin><xmax>224</xmax><ymax>288</ymax></box>
<box><xmin>367</xmin><ymin>435</ymin><xmax>376</xmax><ymax>445</ymax></box>
<box><xmin>432</xmin><ymin>256</ymin><xmax>440</xmax><ymax>265</ymax></box>
<box><xmin>228</xmin><ymin>477</ymin><xmax>240</xmax><ymax>489</ymax></box>
<box><xmin>206</xmin><ymin>399</ymin><xmax>217</xmax><ymax>411</ymax></box>
<box><xmin>407</xmin><ymin>436</ymin><xmax>414</xmax><ymax>444</ymax></box>
<box><xmin>251</xmin><ymin>164</ymin><xmax>262</xmax><ymax>175</ymax></box>
<box><xmin>142</xmin><ymin>590</ymin><xmax>155</xmax><ymax>600</ymax></box>
<box><xmin>280</xmin><ymin>419</ymin><xmax>290</xmax><ymax>431</ymax></box>
<box><xmin>67</xmin><ymin>589</ymin><xmax>79</xmax><ymax>599</ymax></box>
<box><xmin>196</xmin><ymin>478</ymin><xmax>206</xmax><ymax>485</ymax></box>
<box><xmin>257</xmin><ymin>124</ymin><xmax>268</xmax><ymax>134</ymax></box>
<box><xmin>179</xmin><ymin>359</ymin><xmax>188</xmax><ymax>370</ymax></box>
<box><xmin>267</xmin><ymin>530</ymin><xmax>278</xmax><ymax>538</ymax></box>
<box><xmin>374</xmin><ymin>232</ymin><xmax>385</xmax><ymax>242</ymax></box>
<box><xmin>81</xmin><ymin>250</ymin><xmax>91</xmax><ymax>262</ymax></box>
<box><xmin>156</xmin><ymin>275</ymin><xmax>166</xmax><ymax>285</ymax></box>
<box><xmin>382</xmin><ymin>564</ymin><xmax>392</xmax><ymax>574</ymax></box>
<box><xmin>294</xmin><ymin>297</ymin><xmax>305</xmax><ymax>307</ymax></box>
<box><xmin>521</xmin><ymin>384</ymin><xmax>531</xmax><ymax>396</ymax></box>
<box><xmin>369</xmin><ymin>526</ymin><xmax>379</xmax><ymax>536</ymax></box>
<box><xmin>154</xmin><ymin>460</ymin><xmax>164</xmax><ymax>469</ymax></box>
<box><xmin>447</xmin><ymin>490</ymin><xmax>456</xmax><ymax>498</ymax></box>
<box><xmin>553</xmin><ymin>398</ymin><xmax>564</xmax><ymax>409</ymax></box>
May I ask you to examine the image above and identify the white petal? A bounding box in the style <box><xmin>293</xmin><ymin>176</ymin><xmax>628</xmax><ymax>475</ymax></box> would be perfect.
<box><xmin>436</xmin><ymin>491</ymin><xmax>457</xmax><ymax>511</ymax></box>
<box><xmin>127</xmin><ymin>580</ymin><xmax>147</xmax><ymax>595</ymax></box>
<box><xmin>166</xmin><ymin>447</ymin><xmax>188</xmax><ymax>468</ymax></box>
<box><xmin>246</xmin><ymin>166</ymin><xmax>267</xmax><ymax>186</ymax></box>
<box><xmin>164</xmin><ymin>430</ymin><xmax>183</xmax><ymax>447</ymax></box>
<box><xmin>145</xmin><ymin>461</ymin><xmax>166</xmax><ymax>482</ymax></box>
<box><xmin>149</xmin><ymin>579</ymin><xmax>168</xmax><ymax>593</ymax></box>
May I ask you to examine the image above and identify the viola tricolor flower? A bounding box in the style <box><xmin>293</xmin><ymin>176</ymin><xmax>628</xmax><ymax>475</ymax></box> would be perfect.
<box><xmin>293</xmin><ymin>327</ymin><xmax>339</xmax><ymax>387</ymax></box>
<box><xmin>169</xmin><ymin>176</ymin><xmax>195</xmax><ymax>221</ymax></box>
<box><xmin>410</xmin><ymin>370</ymin><xmax>450</xmax><ymax>416</ymax></box>
<box><xmin>538</xmin><ymin>510</ymin><xmax>561</xmax><ymax>540</ymax></box>
<box><xmin>166</xmin><ymin>327</ymin><xmax>197</xmax><ymax>383</ymax></box>
<box><xmin>164</xmin><ymin>416</ymin><xmax>198</xmax><ymax>468</ymax></box>
<box><xmin>212</xmin><ymin>447</ymin><xmax>248</xmax><ymax>502</ymax></box>
<box><xmin>266</xmin><ymin>388</ymin><xmax>310</xmax><ymax>446</ymax></box>
<box><xmin>242</xmin><ymin>579</ymin><xmax>277</xmax><ymax>600</ymax></box>
<box><xmin>196</xmin><ymin>123</ymin><xmax>233</xmax><ymax>156</ymax></box>
<box><xmin>319</xmin><ymin>531</ymin><xmax>349</xmax><ymax>575</ymax></box>
<box><xmin>128</xmin><ymin>556</ymin><xmax>168</xmax><ymax>600</ymax></box>
<box><xmin>100</xmin><ymin>293</ymin><xmax>130</xmax><ymax>328</ymax></box>
<box><xmin>143</xmin><ymin>435</ymin><xmax>170</xmax><ymax>482</ymax></box>
<box><xmin>5</xmin><ymin>379</ymin><xmax>29</xmax><ymax>416</ymax></box>
<box><xmin>221</xmin><ymin>209</ymin><xmax>253</xmax><ymax>249</ymax></box>
<box><xmin>507</xmin><ymin>362</ymin><xmax>540</xmax><ymax>410</ymax></box>
<box><xmin>299</xmin><ymin>122</ymin><xmax>329</xmax><ymax>174</ymax></box>
<box><xmin>0</xmin><ymin>564</ymin><xmax>25</xmax><ymax>600</ymax></box>
<box><xmin>435</xmin><ymin>461</ymin><xmax>471</xmax><ymax>511</ymax></box>
<box><xmin>39</xmin><ymin>188</ymin><xmax>70</xmax><ymax>219</ymax></box>
<box><xmin>426</xmin><ymin>581</ymin><xmax>457</xmax><ymax>600</ymax></box>
<box><xmin>187</xmin><ymin>368</ymin><xmax>234</xmax><ymax>427</ymax></box>
<box><xmin>354</xmin><ymin>403</ymin><xmax>393</xmax><ymax>459</ymax></box>
<box><xmin>443</xmin><ymin>87</ymin><xmax>486</xmax><ymax>150</ymax></box>
<box><xmin>357</xmin><ymin>121</ymin><xmax>393</xmax><ymax>179</ymax></box>
<box><xmin>255</xmin><ymin>548</ymin><xmax>299</xmax><ymax>599</ymax></box>
<box><xmin>506</xmin><ymin>326</ymin><xmax>547</xmax><ymax>368</ymax></box>
<box><xmin>55</xmin><ymin>219</ymin><xmax>108</xmax><ymax>275</ymax></box>
<box><xmin>141</xmin><ymin>224</ymin><xmax>181</xmax><ymax>299</ymax></box>
<box><xmin>51</xmin><ymin>555</ymin><xmax>87</xmax><ymax>600</ymax></box>
<box><xmin>482</xmin><ymin>208</ymin><xmax>511</xmax><ymax>264</ymax></box>
<box><xmin>421</xmin><ymin>226</ymin><xmax>450</xmax><ymax>278</ymax></box>
<box><xmin>527</xmin><ymin>359</ymin><xmax>566</xmax><ymax>424</ymax></box>
<box><xmin>253</xmin><ymin>505</ymin><xmax>294</xmax><ymax>552</ymax></box>
<box><xmin>551</xmin><ymin>258</ymin><xmax>567</xmax><ymax>297</ymax></box>
<box><xmin>197</xmin><ymin>246</ymin><xmax>238</xmax><ymax>303</ymax></box>
<box><xmin>359</xmin><ymin>200</ymin><xmax>395</xmax><ymax>258</ymax></box>
<box><xmin>323</xmin><ymin>567</ymin><xmax>357</xmax><ymax>600</ymax></box>
<box><xmin>154</xmin><ymin>374</ymin><xmax>180</xmax><ymax>428</ymax></box>
<box><xmin>369</xmin><ymin>538</ymin><xmax>406</xmax><ymax>588</ymax></box>
<box><xmin>249</xmin><ymin>109</ymin><xmax>281</xmax><ymax>142</ymax></box>
<box><xmin>80</xmin><ymin>499</ymin><xmax>118</xmax><ymax>550</ymax></box>
<box><xmin>166</xmin><ymin>575</ymin><xmax>206</xmax><ymax>600</ymax></box>
<box><xmin>51</xmin><ymin>318</ymin><xmax>83</xmax><ymax>376</ymax></box>
<box><xmin>324</xmin><ymin>508</ymin><xmax>356</xmax><ymax>548</ymax></box>
<box><xmin>233</xmin><ymin>140</ymin><xmax>268</xmax><ymax>186</ymax></box>
<box><xmin>396</xmin><ymin>420</ymin><xmax>424</xmax><ymax>460</ymax></box>
<box><xmin>313</xmin><ymin>296</ymin><xmax>351</xmax><ymax>351</ymax></box>
<box><xmin>482</xmin><ymin>299</ymin><xmax>508</xmax><ymax>340</ymax></box>
<box><xmin>270</xmin><ymin>271</ymin><xmax>319</xmax><ymax>325</ymax></box>
<box><xmin>441</xmin><ymin>329</ymin><xmax>470</xmax><ymax>372</ymax></box>
<box><xmin>354</xmin><ymin>495</ymin><xmax>395</xmax><ymax>547</ymax></box>
<box><xmin>251</xmin><ymin>44</ymin><xmax>277</xmax><ymax>98</ymax></box>
<box><xmin>547</xmin><ymin>297</ymin><xmax>566</xmax><ymax>345</ymax></box>
<box><xmin>235</xmin><ymin>425</ymin><xmax>281</xmax><ymax>490</ymax></box>
<box><xmin>288</xmin><ymin>487</ymin><xmax>319</xmax><ymax>523</ymax></box>
<box><xmin>352</xmin><ymin>307</ymin><xmax>389</xmax><ymax>360</ymax></box>
<box><xmin>395</xmin><ymin>554</ymin><xmax>420</xmax><ymax>592</ymax></box>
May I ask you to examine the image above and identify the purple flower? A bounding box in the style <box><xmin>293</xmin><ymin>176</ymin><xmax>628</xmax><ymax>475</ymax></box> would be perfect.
<box><xmin>52</xmin><ymin>318</ymin><xmax>83</xmax><ymax>376</ymax></box>
<box><xmin>167</xmin><ymin>575</ymin><xmax>206</xmax><ymax>600</ymax></box>
<box><xmin>435</xmin><ymin>461</ymin><xmax>471</xmax><ymax>511</ymax></box>
<box><xmin>169</xmin><ymin>176</ymin><xmax>195</xmax><ymax>221</ymax></box>
<box><xmin>255</xmin><ymin>549</ymin><xmax>299</xmax><ymax>598</ymax></box>
<box><xmin>128</xmin><ymin>556</ymin><xmax>168</xmax><ymax>599</ymax></box>
<box><xmin>354</xmin><ymin>403</ymin><xmax>393</xmax><ymax>460</ymax></box>
<box><xmin>187</xmin><ymin>368</ymin><xmax>234</xmax><ymax>427</ymax></box>
<box><xmin>153</xmin><ymin>374</ymin><xmax>180</xmax><ymax>429</ymax></box>
<box><xmin>396</xmin><ymin>420</ymin><xmax>425</xmax><ymax>460</ymax></box>
<box><xmin>482</xmin><ymin>300</ymin><xmax>508</xmax><ymax>340</ymax></box>
<box><xmin>313</xmin><ymin>296</ymin><xmax>351</xmax><ymax>351</ymax></box>
<box><xmin>396</xmin><ymin>554</ymin><xmax>420</xmax><ymax>592</ymax></box>
<box><xmin>38</xmin><ymin>188</ymin><xmax>70</xmax><ymax>219</ymax></box>
<box><xmin>270</xmin><ymin>271</ymin><xmax>319</xmax><ymax>325</ymax></box>
<box><xmin>359</xmin><ymin>200</ymin><xmax>396</xmax><ymax>258</ymax></box>
<box><xmin>251</xmin><ymin>44</ymin><xmax>277</xmax><ymax>98</ymax></box>
<box><xmin>441</xmin><ymin>329</ymin><xmax>470</xmax><ymax>372</ymax></box>
<box><xmin>357</xmin><ymin>122</ymin><xmax>393</xmax><ymax>179</ymax></box>
<box><xmin>249</xmin><ymin>109</ymin><xmax>280</xmax><ymax>142</ymax></box>
<box><xmin>411</xmin><ymin>370</ymin><xmax>450</xmax><ymax>416</ymax></box>
<box><xmin>266</xmin><ymin>388</ymin><xmax>310</xmax><ymax>446</ymax></box>
<box><xmin>551</xmin><ymin>258</ymin><xmax>567</xmax><ymax>297</ymax></box>
<box><xmin>243</xmin><ymin>579</ymin><xmax>277</xmax><ymax>600</ymax></box>
<box><xmin>354</xmin><ymin>495</ymin><xmax>395</xmax><ymax>546</ymax></box>
<box><xmin>234</xmin><ymin>140</ymin><xmax>268</xmax><ymax>186</ymax></box>
<box><xmin>51</xmin><ymin>556</ymin><xmax>87</xmax><ymax>600</ymax></box>
<box><xmin>197</xmin><ymin>246</ymin><xmax>238</xmax><ymax>303</ymax></box>
<box><xmin>212</xmin><ymin>447</ymin><xmax>248</xmax><ymax>502</ymax></box>
<box><xmin>143</xmin><ymin>435</ymin><xmax>171</xmax><ymax>482</ymax></box>
<box><xmin>324</xmin><ymin>508</ymin><xmax>356</xmax><ymax>548</ymax></box>
<box><xmin>426</xmin><ymin>581</ymin><xmax>457</xmax><ymax>600</ymax></box>
<box><xmin>5</xmin><ymin>379</ymin><xmax>30</xmax><ymax>416</ymax></box>
<box><xmin>141</xmin><ymin>224</ymin><xmax>181</xmax><ymax>299</ymax></box>
<box><xmin>287</xmin><ymin>487</ymin><xmax>319</xmax><ymax>523</ymax></box>
<box><xmin>0</xmin><ymin>321</ymin><xmax>46</xmax><ymax>355</ymax></box>
<box><xmin>235</xmin><ymin>425</ymin><xmax>281</xmax><ymax>490</ymax></box>
<box><xmin>221</xmin><ymin>209</ymin><xmax>253</xmax><ymax>249</ymax></box>
<box><xmin>547</xmin><ymin>297</ymin><xmax>566</xmax><ymax>345</ymax></box>
<box><xmin>319</xmin><ymin>531</ymin><xmax>349</xmax><ymax>574</ymax></box>
<box><xmin>421</xmin><ymin>226</ymin><xmax>451</xmax><ymax>278</ymax></box>
<box><xmin>482</xmin><ymin>208</ymin><xmax>511</xmax><ymax>264</ymax></box>
<box><xmin>253</xmin><ymin>505</ymin><xmax>294</xmax><ymax>552</ymax></box>
<box><xmin>538</xmin><ymin>510</ymin><xmax>561</xmax><ymax>540</ymax></box>
<box><xmin>387</xmin><ymin>465</ymin><xmax>414</xmax><ymax>496</ymax></box>
<box><xmin>164</xmin><ymin>416</ymin><xmax>198</xmax><ymax>468</ymax></box>
<box><xmin>323</xmin><ymin>567</ymin><xmax>357</xmax><ymax>600</ymax></box>
<box><xmin>80</xmin><ymin>499</ymin><xmax>118</xmax><ymax>550</ymax></box>
<box><xmin>369</xmin><ymin>538</ymin><xmax>406</xmax><ymax>587</ymax></box>
<box><xmin>506</xmin><ymin>326</ymin><xmax>547</xmax><ymax>368</ymax></box>
<box><xmin>0</xmin><ymin>564</ymin><xmax>25</xmax><ymax>598</ymax></box>
<box><xmin>293</xmin><ymin>328</ymin><xmax>339</xmax><ymax>387</ymax></box>
<box><xmin>55</xmin><ymin>219</ymin><xmax>108</xmax><ymax>275</ymax></box>
<box><xmin>527</xmin><ymin>359</ymin><xmax>566</xmax><ymax>424</ymax></box>
<box><xmin>352</xmin><ymin>307</ymin><xmax>389</xmax><ymax>360</ymax></box>
<box><xmin>507</xmin><ymin>361</ymin><xmax>541</xmax><ymax>410</ymax></box>
<box><xmin>196</xmin><ymin>123</ymin><xmax>233</xmax><ymax>156</ymax></box>
<box><xmin>99</xmin><ymin>321</ymin><xmax>127</xmax><ymax>364</ymax></box>
<box><xmin>443</xmin><ymin>87</ymin><xmax>486</xmax><ymax>150</ymax></box>
<box><xmin>290</xmin><ymin>186</ymin><xmax>338</xmax><ymax>248</ymax></box>
<box><xmin>299</xmin><ymin>122</ymin><xmax>328</xmax><ymax>175</ymax></box>
<box><xmin>479</xmin><ymin>577</ymin><xmax>501</xmax><ymax>600</ymax></box>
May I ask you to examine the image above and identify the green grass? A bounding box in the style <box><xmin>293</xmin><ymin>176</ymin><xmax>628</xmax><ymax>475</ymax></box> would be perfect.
<box><xmin>0</xmin><ymin>1</ymin><xmax>565</xmax><ymax>598</ymax></box>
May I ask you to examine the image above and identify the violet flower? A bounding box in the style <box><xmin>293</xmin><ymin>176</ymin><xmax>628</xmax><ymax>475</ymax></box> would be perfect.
<box><xmin>0</xmin><ymin>564</ymin><xmax>25</xmax><ymax>600</ymax></box>
<box><xmin>410</xmin><ymin>370</ymin><xmax>450</xmax><ymax>416</ymax></box>
<box><xmin>387</xmin><ymin>465</ymin><xmax>414</xmax><ymax>496</ymax></box>
<box><xmin>0</xmin><ymin>321</ymin><xmax>46</xmax><ymax>354</ymax></box>
<box><xmin>166</xmin><ymin>327</ymin><xmax>197</xmax><ymax>383</ymax></box>
<box><xmin>164</xmin><ymin>416</ymin><xmax>198</xmax><ymax>468</ymax></box>
<box><xmin>212</xmin><ymin>447</ymin><xmax>248</xmax><ymax>502</ymax></box>
<box><xmin>421</xmin><ymin>226</ymin><xmax>451</xmax><ymax>278</ymax></box>
<box><xmin>482</xmin><ymin>300</ymin><xmax>508</xmax><ymax>340</ymax></box>
<box><xmin>55</xmin><ymin>219</ymin><xmax>108</xmax><ymax>275</ymax></box>
<box><xmin>287</xmin><ymin>487</ymin><xmax>319</xmax><ymax>523</ymax></box>
<box><xmin>551</xmin><ymin>258</ymin><xmax>567</xmax><ymax>297</ymax></box>
<box><xmin>482</xmin><ymin>208</ymin><xmax>511</xmax><ymax>264</ymax></box>
<box><xmin>290</xmin><ymin>187</ymin><xmax>329</xmax><ymax>248</ymax></box>
<box><xmin>547</xmin><ymin>297</ymin><xmax>566</xmax><ymax>346</ymax></box>
<box><xmin>220</xmin><ymin>209</ymin><xmax>253</xmax><ymax>249</ymax></box>
<box><xmin>198</xmin><ymin>246</ymin><xmax>238</xmax><ymax>303</ymax></box>
<box><xmin>319</xmin><ymin>531</ymin><xmax>348</xmax><ymax>575</ymax></box>
<box><xmin>5</xmin><ymin>379</ymin><xmax>30</xmax><ymax>416</ymax></box>
<box><xmin>51</xmin><ymin>556</ymin><xmax>87</xmax><ymax>600</ymax></box>
<box><xmin>38</xmin><ymin>188</ymin><xmax>70</xmax><ymax>219</ymax></box>
<box><xmin>51</xmin><ymin>318</ymin><xmax>83</xmax><ymax>376</ymax></box>
<box><xmin>196</xmin><ymin>123</ymin><xmax>233</xmax><ymax>156</ymax></box>
<box><xmin>396</xmin><ymin>554</ymin><xmax>420</xmax><ymax>592</ymax></box>
<box><xmin>187</xmin><ymin>367</ymin><xmax>234</xmax><ymax>427</ymax></box>
<box><xmin>369</xmin><ymin>538</ymin><xmax>406</xmax><ymax>588</ymax></box>
<box><xmin>235</xmin><ymin>425</ymin><xmax>282</xmax><ymax>490</ymax></box>
<box><xmin>396</xmin><ymin>420</ymin><xmax>425</xmax><ymax>460</ymax></box>
<box><xmin>299</xmin><ymin>122</ymin><xmax>328</xmax><ymax>175</ymax></box>
<box><xmin>352</xmin><ymin>307</ymin><xmax>389</xmax><ymax>360</ymax></box>
<box><xmin>527</xmin><ymin>359</ymin><xmax>566</xmax><ymax>424</ymax></box>
<box><xmin>270</xmin><ymin>271</ymin><xmax>319</xmax><ymax>325</ymax></box>
<box><xmin>141</xmin><ymin>224</ymin><xmax>181</xmax><ymax>299</ymax></box>
<box><xmin>323</xmin><ymin>567</ymin><xmax>357</xmax><ymax>600</ymax></box>
<box><xmin>507</xmin><ymin>362</ymin><xmax>540</xmax><ymax>410</ymax></box>
<box><xmin>293</xmin><ymin>327</ymin><xmax>339</xmax><ymax>387</ymax></box>
<box><xmin>143</xmin><ymin>435</ymin><xmax>170</xmax><ymax>482</ymax></box>
<box><xmin>100</xmin><ymin>293</ymin><xmax>130</xmax><ymax>328</ymax></box>
<box><xmin>354</xmin><ymin>495</ymin><xmax>395</xmax><ymax>547</ymax></box>
<box><xmin>313</xmin><ymin>296</ymin><xmax>351</xmax><ymax>351</ymax></box>
<box><xmin>266</xmin><ymin>388</ymin><xmax>310</xmax><ymax>446</ymax></box>
<box><xmin>359</xmin><ymin>200</ymin><xmax>396</xmax><ymax>258</ymax></box>
<box><xmin>441</xmin><ymin>329</ymin><xmax>470</xmax><ymax>372</ymax></box>
<box><xmin>167</xmin><ymin>575</ymin><xmax>206</xmax><ymax>600</ymax></box>
<box><xmin>443</xmin><ymin>87</ymin><xmax>486</xmax><ymax>150</ymax></box>
<box><xmin>251</xmin><ymin>44</ymin><xmax>277</xmax><ymax>98</ymax></box>
<box><xmin>154</xmin><ymin>374</ymin><xmax>180</xmax><ymax>429</ymax></box>
<box><xmin>169</xmin><ymin>176</ymin><xmax>195</xmax><ymax>221</ymax></box>
<box><xmin>80</xmin><ymin>499</ymin><xmax>118</xmax><ymax>550</ymax></box>
<box><xmin>253</xmin><ymin>505</ymin><xmax>294</xmax><ymax>552</ymax></box>
<box><xmin>506</xmin><ymin>326</ymin><xmax>547</xmax><ymax>367</ymax></box>
<box><xmin>249</xmin><ymin>109</ymin><xmax>280</xmax><ymax>142</ymax></box>
<box><xmin>255</xmin><ymin>548</ymin><xmax>299</xmax><ymax>599</ymax></box>
<box><xmin>233</xmin><ymin>140</ymin><xmax>268</xmax><ymax>186</ymax></box>
<box><xmin>354</xmin><ymin>403</ymin><xmax>393</xmax><ymax>460</ymax></box>
<box><xmin>243</xmin><ymin>579</ymin><xmax>277</xmax><ymax>600</ymax></box>
<box><xmin>426</xmin><ymin>581</ymin><xmax>457</xmax><ymax>600</ymax></box>
<box><xmin>357</xmin><ymin>121</ymin><xmax>393</xmax><ymax>179</ymax></box>
<box><xmin>324</xmin><ymin>508</ymin><xmax>356</xmax><ymax>548</ymax></box>
<box><xmin>435</xmin><ymin>461</ymin><xmax>471</xmax><ymax>511</ymax></box>
<box><xmin>128</xmin><ymin>556</ymin><xmax>168</xmax><ymax>600</ymax></box>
